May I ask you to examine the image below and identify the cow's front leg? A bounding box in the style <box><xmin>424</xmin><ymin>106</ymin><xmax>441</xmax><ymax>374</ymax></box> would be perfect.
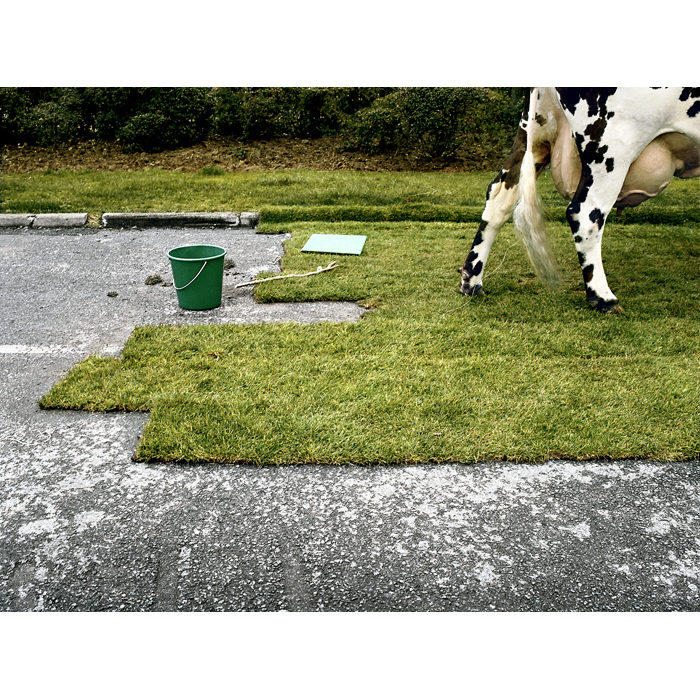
<box><xmin>460</xmin><ymin>221</ymin><xmax>497</xmax><ymax>297</ymax></box>
<box><xmin>460</xmin><ymin>175</ymin><xmax>520</xmax><ymax>296</ymax></box>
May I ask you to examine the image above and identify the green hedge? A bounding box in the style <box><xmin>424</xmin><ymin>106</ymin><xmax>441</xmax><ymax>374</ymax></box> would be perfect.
<box><xmin>1</xmin><ymin>87</ymin><xmax>522</xmax><ymax>156</ymax></box>
<box><xmin>211</xmin><ymin>87</ymin><xmax>392</xmax><ymax>140</ymax></box>
<box><xmin>0</xmin><ymin>88</ymin><xmax>91</xmax><ymax>147</ymax></box>
<box><xmin>0</xmin><ymin>87</ymin><xmax>213</xmax><ymax>152</ymax></box>
<box><xmin>341</xmin><ymin>87</ymin><xmax>520</xmax><ymax>158</ymax></box>
<box><xmin>93</xmin><ymin>88</ymin><xmax>213</xmax><ymax>152</ymax></box>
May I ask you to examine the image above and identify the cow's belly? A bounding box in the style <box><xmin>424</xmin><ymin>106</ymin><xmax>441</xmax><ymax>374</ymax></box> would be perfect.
<box><xmin>550</xmin><ymin>131</ymin><xmax>700</xmax><ymax>209</ymax></box>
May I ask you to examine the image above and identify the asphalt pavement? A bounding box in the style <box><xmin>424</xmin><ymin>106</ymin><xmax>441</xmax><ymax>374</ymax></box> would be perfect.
<box><xmin>1</xmin><ymin>223</ymin><xmax>699</xmax><ymax>611</ymax></box>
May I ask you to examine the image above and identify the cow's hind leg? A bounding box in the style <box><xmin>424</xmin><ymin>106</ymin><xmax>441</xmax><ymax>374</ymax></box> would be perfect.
<box><xmin>566</xmin><ymin>154</ymin><xmax>636</xmax><ymax>313</ymax></box>
<box><xmin>460</xmin><ymin>173</ymin><xmax>520</xmax><ymax>296</ymax></box>
<box><xmin>558</xmin><ymin>89</ymin><xmax>663</xmax><ymax>313</ymax></box>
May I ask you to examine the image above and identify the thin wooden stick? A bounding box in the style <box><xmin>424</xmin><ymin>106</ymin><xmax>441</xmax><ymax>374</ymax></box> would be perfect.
<box><xmin>235</xmin><ymin>261</ymin><xmax>339</xmax><ymax>287</ymax></box>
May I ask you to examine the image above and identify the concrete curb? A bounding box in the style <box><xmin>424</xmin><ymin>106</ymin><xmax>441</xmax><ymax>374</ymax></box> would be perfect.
<box><xmin>0</xmin><ymin>213</ymin><xmax>88</xmax><ymax>228</ymax></box>
<box><xmin>0</xmin><ymin>212</ymin><xmax>261</xmax><ymax>229</ymax></box>
<box><xmin>101</xmin><ymin>212</ymin><xmax>260</xmax><ymax>229</ymax></box>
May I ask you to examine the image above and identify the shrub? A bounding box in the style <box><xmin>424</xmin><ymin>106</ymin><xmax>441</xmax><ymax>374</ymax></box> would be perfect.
<box><xmin>211</xmin><ymin>87</ymin><xmax>393</xmax><ymax>140</ymax></box>
<box><xmin>118</xmin><ymin>112</ymin><xmax>170</xmax><ymax>152</ymax></box>
<box><xmin>1</xmin><ymin>86</ymin><xmax>524</xmax><ymax>156</ymax></box>
<box><xmin>1</xmin><ymin>87</ymin><xmax>214</xmax><ymax>151</ymax></box>
<box><xmin>0</xmin><ymin>87</ymin><xmax>91</xmax><ymax>146</ymax></box>
<box><xmin>87</xmin><ymin>87</ymin><xmax>146</xmax><ymax>141</ymax></box>
<box><xmin>239</xmin><ymin>88</ymin><xmax>292</xmax><ymax>139</ymax></box>
<box><xmin>284</xmin><ymin>87</ymin><xmax>393</xmax><ymax>138</ymax></box>
<box><xmin>339</xmin><ymin>91</ymin><xmax>404</xmax><ymax>154</ymax></box>
<box><xmin>342</xmin><ymin>87</ymin><xmax>520</xmax><ymax>159</ymax></box>
<box><xmin>211</xmin><ymin>88</ymin><xmax>247</xmax><ymax>137</ymax></box>
<box><xmin>0</xmin><ymin>88</ymin><xmax>36</xmax><ymax>143</ymax></box>
<box><xmin>115</xmin><ymin>88</ymin><xmax>214</xmax><ymax>152</ymax></box>
<box><xmin>26</xmin><ymin>89</ymin><xmax>92</xmax><ymax>147</ymax></box>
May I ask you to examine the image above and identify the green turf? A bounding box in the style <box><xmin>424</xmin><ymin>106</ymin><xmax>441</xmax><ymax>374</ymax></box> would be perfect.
<box><xmin>40</xmin><ymin>220</ymin><xmax>700</xmax><ymax>465</ymax></box>
<box><xmin>4</xmin><ymin>168</ymin><xmax>700</xmax><ymax>226</ymax></box>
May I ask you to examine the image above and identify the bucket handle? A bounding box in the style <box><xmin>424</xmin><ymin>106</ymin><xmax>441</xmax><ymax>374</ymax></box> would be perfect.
<box><xmin>174</xmin><ymin>261</ymin><xmax>207</xmax><ymax>290</ymax></box>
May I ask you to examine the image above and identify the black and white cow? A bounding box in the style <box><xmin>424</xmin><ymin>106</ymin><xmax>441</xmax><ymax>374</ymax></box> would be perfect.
<box><xmin>460</xmin><ymin>87</ymin><xmax>700</xmax><ymax>312</ymax></box>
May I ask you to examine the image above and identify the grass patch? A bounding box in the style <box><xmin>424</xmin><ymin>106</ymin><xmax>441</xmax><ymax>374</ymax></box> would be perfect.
<box><xmin>41</xmin><ymin>220</ymin><xmax>700</xmax><ymax>465</ymax></box>
<box><xmin>1</xmin><ymin>168</ymin><xmax>493</xmax><ymax>222</ymax></box>
<box><xmin>5</xmin><ymin>168</ymin><xmax>700</xmax><ymax>227</ymax></box>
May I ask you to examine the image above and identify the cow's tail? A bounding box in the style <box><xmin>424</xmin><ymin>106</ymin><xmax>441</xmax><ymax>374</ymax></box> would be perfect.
<box><xmin>512</xmin><ymin>88</ymin><xmax>562</xmax><ymax>290</ymax></box>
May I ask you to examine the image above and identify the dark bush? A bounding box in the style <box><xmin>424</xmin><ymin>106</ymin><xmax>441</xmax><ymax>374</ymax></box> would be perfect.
<box><xmin>240</xmin><ymin>88</ymin><xmax>293</xmax><ymax>139</ymax></box>
<box><xmin>111</xmin><ymin>88</ymin><xmax>214</xmax><ymax>152</ymax></box>
<box><xmin>86</xmin><ymin>87</ymin><xmax>146</xmax><ymax>141</ymax></box>
<box><xmin>25</xmin><ymin>89</ymin><xmax>91</xmax><ymax>146</ymax></box>
<box><xmin>339</xmin><ymin>91</ymin><xmax>404</xmax><ymax>154</ymax></box>
<box><xmin>342</xmin><ymin>87</ymin><xmax>520</xmax><ymax>159</ymax></box>
<box><xmin>118</xmin><ymin>112</ymin><xmax>171</xmax><ymax>152</ymax></box>
<box><xmin>1</xmin><ymin>87</ymin><xmax>523</xmax><ymax>157</ymax></box>
<box><xmin>1</xmin><ymin>87</ymin><xmax>214</xmax><ymax>150</ymax></box>
<box><xmin>211</xmin><ymin>88</ymin><xmax>247</xmax><ymax>137</ymax></box>
<box><xmin>211</xmin><ymin>87</ymin><xmax>393</xmax><ymax>140</ymax></box>
<box><xmin>286</xmin><ymin>87</ymin><xmax>393</xmax><ymax>138</ymax></box>
<box><xmin>1</xmin><ymin>88</ymin><xmax>34</xmax><ymax>143</ymax></box>
<box><xmin>1</xmin><ymin>87</ymin><xmax>92</xmax><ymax>146</ymax></box>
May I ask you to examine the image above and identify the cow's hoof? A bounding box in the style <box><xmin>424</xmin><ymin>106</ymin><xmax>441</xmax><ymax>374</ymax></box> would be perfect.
<box><xmin>460</xmin><ymin>281</ymin><xmax>484</xmax><ymax>297</ymax></box>
<box><xmin>589</xmin><ymin>297</ymin><xmax>623</xmax><ymax>314</ymax></box>
<box><xmin>604</xmin><ymin>303</ymin><xmax>624</xmax><ymax>314</ymax></box>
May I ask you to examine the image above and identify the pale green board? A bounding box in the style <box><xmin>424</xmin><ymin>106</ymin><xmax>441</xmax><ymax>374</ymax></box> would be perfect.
<box><xmin>301</xmin><ymin>234</ymin><xmax>367</xmax><ymax>255</ymax></box>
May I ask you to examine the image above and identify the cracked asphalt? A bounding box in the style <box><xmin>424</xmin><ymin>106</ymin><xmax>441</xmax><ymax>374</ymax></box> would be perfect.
<box><xmin>1</xmin><ymin>225</ymin><xmax>699</xmax><ymax>611</ymax></box>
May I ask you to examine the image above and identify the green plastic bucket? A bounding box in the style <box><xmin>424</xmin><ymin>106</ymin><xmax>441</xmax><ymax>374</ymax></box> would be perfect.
<box><xmin>168</xmin><ymin>245</ymin><xmax>226</xmax><ymax>310</ymax></box>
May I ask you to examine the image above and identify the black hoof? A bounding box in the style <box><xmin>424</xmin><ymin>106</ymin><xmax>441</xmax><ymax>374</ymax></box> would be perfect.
<box><xmin>588</xmin><ymin>296</ymin><xmax>623</xmax><ymax>314</ymax></box>
<box><xmin>460</xmin><ymin>281</ymin><xmax>484</xmax><ymax>297</ymax></box>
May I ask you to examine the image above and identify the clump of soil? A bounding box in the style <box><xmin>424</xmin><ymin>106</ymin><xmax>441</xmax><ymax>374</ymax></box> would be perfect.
<box><xmin>2</xmin><ymin>135</ymin><xmax>509</xmax><ymax>175</ymax></box>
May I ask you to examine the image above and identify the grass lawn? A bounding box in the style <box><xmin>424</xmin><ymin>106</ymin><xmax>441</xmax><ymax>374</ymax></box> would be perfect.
<box><xmin>1</xmin><ymin>167</ymin><xmax>493</xmax><ymax>221</ymax></box>
<box><xmin>4</xmin><ymin>167</ymin><xmax>700</xmax><ymax>225</ymax></box>
<box><xmin>40</xmin><ymin>217</ymin><xmax>700</xmax><ymax>465</ymax></box>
